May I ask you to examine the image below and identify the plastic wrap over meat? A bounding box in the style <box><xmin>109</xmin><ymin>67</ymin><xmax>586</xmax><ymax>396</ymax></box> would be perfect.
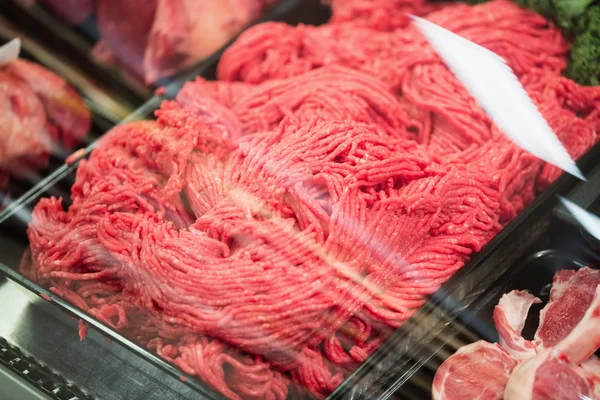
<box><xmin>433</xmin><ymin>268</ymin><xmax>600</xmax><ymax>400</ymax></box>
<box><xmin>22</xmin><ymin>0</ymin><xmax>600</xmax><ymax>398</ymax></box>
<box><xmin>25</xmin><ymin>68</ymin><xmax>507</xmax><ymax>398</ymax></box>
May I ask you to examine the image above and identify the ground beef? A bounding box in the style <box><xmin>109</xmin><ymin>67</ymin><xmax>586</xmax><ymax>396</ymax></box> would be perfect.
<box><xmin>23</xmin><ymin>0</ymin><xmax>600</xmax><ymax>399</ymax></box>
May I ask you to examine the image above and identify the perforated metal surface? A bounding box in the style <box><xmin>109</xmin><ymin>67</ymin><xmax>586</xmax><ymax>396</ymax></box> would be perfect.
<box><xmin>0</xmin><ymin>338</ymin><xmax>91</xmax><ymax>400</ymax></box>
<box><xmin>0</xmin><ymin>279</ymin><xmax>202</xmax><ymax>400</ymax></box>
<box><xmin>0</xmin><ymin>363</ymin><xmax>48</xmax><ymax>400</ymax></box>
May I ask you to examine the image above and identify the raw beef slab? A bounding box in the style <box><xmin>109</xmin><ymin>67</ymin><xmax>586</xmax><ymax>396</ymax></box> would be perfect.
<box><xmin>0</xmin><ymin>57</ymin><xmax>90</xmax><ymax>186</ymax></box>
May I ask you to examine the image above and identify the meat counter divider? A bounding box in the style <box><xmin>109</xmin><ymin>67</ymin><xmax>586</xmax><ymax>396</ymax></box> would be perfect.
<box><xmin>1</xmin><ymin>1</ymin><xmax>599</xmax><ymax>399</ymax></box>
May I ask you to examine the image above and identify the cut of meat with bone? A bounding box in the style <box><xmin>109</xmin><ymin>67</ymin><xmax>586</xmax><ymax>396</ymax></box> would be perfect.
<box><xmin>535</xmin><ymin>267</ymin><xmax>600</xmax><ymax>348</ymax></box>
<box><xmin>435</xmin><ymin>269</ymin><xmax>600</xmax><ymax>400</ymax></box>
<box><xmin>493</xmin><ymin>290</ymin><xmax>540</xmax><ymax>360</ymax></box>
<box><xmin>504</xmin><ymin>351</ymin><xmax>594</xmax><ymax>400</ymax></box>
<box><xmin>505</xmin><ymin>285</ymin><xmax>600</xmax><ymax>400</ymax></box>
<box><xmin>432</xmin><ymin>341</ymin><xmax>518</xmax><ymax>400</ymax></box>
<box><xmin>506</xmin><ymin>283</ymin><xmax>600</xmax><ymax>399</ymax></box>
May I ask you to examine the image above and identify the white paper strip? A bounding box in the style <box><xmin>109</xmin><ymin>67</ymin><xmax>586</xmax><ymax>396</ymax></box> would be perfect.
<box><xmin>558</xmin><ymin>196</ymin><xmax>600</xmax><ymax>241</ymax></box>
<box><xmin>0</xmin><ymin>38</ymin><xmax>21</xmax><ymax>67</ymax></box>
<box><xmin>411</xmin><ymin>16</ymin><xmax>586</xmax><ymax>181</ymax></box>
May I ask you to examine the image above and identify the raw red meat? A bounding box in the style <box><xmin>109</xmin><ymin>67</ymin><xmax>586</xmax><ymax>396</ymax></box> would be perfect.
<box><xmin>506</xmin><ymin>354</ymin><xmax>594</xmax><ymax>400</ymax></box>
<box><xmin>23</xmin><ymin>0</ymin><xmax>600</xmax><ymax>399</ymax></box>
<box><xmin>0</xmin><ymin>58</ymin><xmax>90</xmax><ymax>185</ymax></box>
<box><xmin>0</xmin><ymin>68</ymin><xmax>51</xmax><ymax>175</ymax></box>
<box><xmin>5</xmin><ymin>60</ymin><xmax>91</xmax><ymax>148</ymax></box>
<box><xmin>95</xmin><ymin>0</ymin><xmax>158</xmax><ymax>79</ymax></box>
<box><xmin>218</xmin><ymin>0</ymin><xmax>569</xmax><ymax>85</ymax></box>
<box><xmin>505</xmin><ymin>285</ymin><xmax>600</xmax><ymax>399</ymax></box>
<box><xmin>582</xmin><ymin>357</ymin><xmax>600</xmax><ymax>398</ymax></box>
<box><xmin>434</xmin><ymin>268</ymin><xmax>600</xmax><ymax>400</ymax></box>
<box><xmin>94</xmin><ymin>0</ymin><xmax>275</xmax><ymax>83</ymax></box>
<box><xmin>23</xmin><ymin>70</ymin><xmax>506</xmax><ymax>398</ymax></box>
<box><xmin>432</xmin><ymin>341</ymin><xmax>518</xmax><ymax>400</ymax></box>
<box><xmin>329</xmin><ymin>0</ymin><xmax>442</xmax><ymax>31</ymax></box>
<box><xmin>535</xmin><ymin>268</ymin><xmax>600</xmax><ymax>348</ymax></box>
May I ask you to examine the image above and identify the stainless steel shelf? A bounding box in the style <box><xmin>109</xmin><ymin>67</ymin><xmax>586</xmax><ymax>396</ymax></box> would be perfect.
<box><xmin>0</xmin><ymin>278</ymin><xmax>205</xmax><ymax>400</ymax></box>
<box><xmin>0</xmin><ymin>363</ymin><xmax>50</xmax><ymax>400</ymax></box>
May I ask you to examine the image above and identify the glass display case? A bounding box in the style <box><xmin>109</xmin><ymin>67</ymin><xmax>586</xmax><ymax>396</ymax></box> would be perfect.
<box><xmin>1</xmin><ymin>0</ymin><xmax>599</xmax><ymax>399</ymax></box>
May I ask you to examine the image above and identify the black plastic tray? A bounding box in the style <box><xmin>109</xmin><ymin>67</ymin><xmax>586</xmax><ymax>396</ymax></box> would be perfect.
<box><xmin>1</xmin><ymin>1</ymin><xmax>600</xmax><ymax>399</ymax></box>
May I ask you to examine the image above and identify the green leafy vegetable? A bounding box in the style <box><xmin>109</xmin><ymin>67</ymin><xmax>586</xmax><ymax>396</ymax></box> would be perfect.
<box><xmin>553</xmin><ymin>0</ymin><xmax>596</xmax><ymax>28</ymax></box>
<box><xmin>514</xmin><ymin>0</ymin><xmax>555</xmax><ymax>19</ymax></box>
<box><xmin>566</xmin><ymin>5</ymin><xmax>600</xmax><ymax>85</ymax></box>
<box><xmin>428</xmin><ymin>0</ymin><xmax>599</xmax><ymax>85</ymax></box>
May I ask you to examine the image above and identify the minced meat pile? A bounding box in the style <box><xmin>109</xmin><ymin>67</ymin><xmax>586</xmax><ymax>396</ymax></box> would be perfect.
<box><xmin>22</xmin><ymin>0</ymin><xmax>600</xmax><ymax>399</ymax></box>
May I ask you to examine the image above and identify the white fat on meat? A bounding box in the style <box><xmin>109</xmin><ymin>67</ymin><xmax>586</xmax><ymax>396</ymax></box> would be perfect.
<box><xmin>582</xmin><ymin>356</ymin><xmax>600</xmax><ymax>398</ymax></box>
<box><xmin>432</xmin><ymin>341</ymin><xmax>518</xmax><ymax>400</ymax></box>
<box><xmin>549</xmin><ymin>269</ymin><xmax>579</xmax><ymax>299</ymax></box>
<box><xmin>493</xmin><ymin>290</ymin><xmax>540</xmax><ymax>360</ymax></box>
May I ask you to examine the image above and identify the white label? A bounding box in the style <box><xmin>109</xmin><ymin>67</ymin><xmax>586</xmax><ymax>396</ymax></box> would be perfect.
<box><xmin>0</xmin><ymin>38</ymin><xmax>21</xmax><ymax>67</ymax></box>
